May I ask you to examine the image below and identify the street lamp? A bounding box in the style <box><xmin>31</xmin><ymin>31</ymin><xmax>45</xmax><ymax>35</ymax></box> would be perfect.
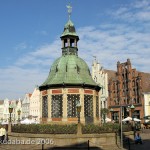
<box><xmin>17</xmin><ymin>109</ymin><xmax>21</xmax><ymax>123</ymax></box>
<box><xmin>8</xmin><ymin>106</ymin><xmax>13</xmax><ymax>133</ymax></box>
<box><xmin>76</xmin><ymin>103</ymin><xmax>81</xmax><ymax>123</ymax></box>
<box><xmin>9</xmin><ymin>106</ymin><xmax>13</xmax><ymax>123</ymax></box>
<box><xmin>76</xmin><ymin>102</ymin><xmax>82</xmax><ymax>135</ymax></box>
<box><xmin>130</xmin><ymin>104</ymin><xmax>135</xmax><ymax>137</ymax></box>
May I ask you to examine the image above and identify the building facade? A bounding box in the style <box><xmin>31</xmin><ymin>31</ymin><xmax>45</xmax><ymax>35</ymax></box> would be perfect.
<box><xmin>92</xmin><ymin>58</ymin><xmax>108</xmax><ymax>109</ymax></box>
<box><xmin>22</xmin><ymin>93</ymin><xmax>32</xmax><ymax>119</ymax></box>
<box><xmin>107</xmin><ymin>59</ymin><xmax>144</xmax><ymax>122</ymax></box>
<box><xmin>3</xmin><ymin>98</ymin><xmax>10</xmax><ymax>123</ymax></box>
<box><xmin>29</xmin><ymin>87</ymin><xmax>40</xmax><ymax>121</ymax></box>
<box><xmin>143</xmin><ymin>92</ymin><xmax>150</xmax><ymax>119</ymax></box>
<box><xmin>10</xmin><ymin>99</ymin><xmax>22</xmax><ymax>123</ymax></box>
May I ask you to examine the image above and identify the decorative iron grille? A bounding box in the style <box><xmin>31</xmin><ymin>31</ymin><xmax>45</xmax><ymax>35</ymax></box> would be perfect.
<box><xmin>51</xmin><ymin>95</ymin><xmax>63</xmax><ymax>118</ymax></box>
<box><xmin>84</xmin><ymin>95</ymin><xmax>93</xmax><ymax>117</ymax></box>
<box><xmin>42</xmin><ymin>95</ymin><xmax>48</xmax><ymax>118</ymax></box>
<box><xmin>96</xmin><ymin>96</ymin><xmax>99</xmax><ymax>117</ymax></box>
<box><xmin>67</xmin><ymin>94</ymin><xmax>80</xmax><ymax>117</ymax></box>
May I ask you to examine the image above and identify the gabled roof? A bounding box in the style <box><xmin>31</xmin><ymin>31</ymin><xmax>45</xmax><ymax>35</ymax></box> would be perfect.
<box><xmin>140</xmin><ymin>72</ymin><xmax>150</xmax><ymax>92</ymax></box>
<box><xmin>104</xmin><ymin>69</ymin><xmax>117</xmax><ymax>80</ymax></box>
<box><xmin>105</xmin><ymin>69</ymin><xmax>150</xmax><ymax>92</ymax></box>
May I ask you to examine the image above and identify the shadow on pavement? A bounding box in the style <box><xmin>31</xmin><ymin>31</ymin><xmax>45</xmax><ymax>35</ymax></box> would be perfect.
<box><xmin>47</xmin><ymin>142</ymin><xmax>102</xmax><ymax>150</ymax></box>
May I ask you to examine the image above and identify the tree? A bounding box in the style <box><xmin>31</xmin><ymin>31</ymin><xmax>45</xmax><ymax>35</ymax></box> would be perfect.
<box><xmin>101</xmin><ymin>108</ymin><xmax>109</xmax><ymax>124</ymax></box>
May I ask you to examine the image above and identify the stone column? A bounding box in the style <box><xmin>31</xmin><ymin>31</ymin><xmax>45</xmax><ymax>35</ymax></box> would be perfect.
<box><xmin>74</xmin><ymin>39</ymin><xmax>77</xmax><ymax>47</ymax></box>
<box><xmin>62</xmin><ymin>40</ymin><xmax>64</xmax><ymax>48</ymax></box>
<box><xmin>47</xmin><ymin>89</ymin><xmax>52</xmax><ymax>122</ymax></box>
<box><xmin>67</xmin><ymin>38</ymin><xmax>70</xmax><ymax>47</ymax></box>
<box><xmin>39</xmin><ymin>92</ymin><xmax>43</xmax><ymax>123</ymax></box>
<box><xmin>93</xmin><ymin>92</ymin><xmax>99</xmax><ymax>124</ymax></box>
<box><xmin>80</xmin><ymin>88</ymin><xmax>85</xmax><ymax>124</ymax></box>
<box><xmin>98</xmin><ymin>91</ymin><xmax>101</xmax><ymax>124</ymax></box>
<box><xmin>62</xmin><ymin>89</ymin><xmax>67</xmax><ymax>122</ymax></box>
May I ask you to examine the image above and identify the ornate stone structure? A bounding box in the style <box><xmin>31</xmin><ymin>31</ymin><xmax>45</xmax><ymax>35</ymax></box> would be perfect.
<box><xmin>39</xmin><ymin>7</ymin><xmax>100</xmax><ymax>124</ymax></box>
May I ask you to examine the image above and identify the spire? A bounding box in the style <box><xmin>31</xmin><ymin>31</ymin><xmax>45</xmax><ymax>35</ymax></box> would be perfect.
<box><xmin>61</xmin><ymin>3</ymin><xmax>78</xmax><ymax>37</ymax></box>
<box><xmin>60</xmin><ymin>4</ymin><xmax>79</xmax><ymax>56</ymax></box>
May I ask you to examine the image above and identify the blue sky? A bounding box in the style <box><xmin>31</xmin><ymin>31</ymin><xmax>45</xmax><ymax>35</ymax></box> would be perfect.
<box><xmin>0</xmin><ymin>0</ymin><xmax>150</xmax><ymax>99</ymax></box>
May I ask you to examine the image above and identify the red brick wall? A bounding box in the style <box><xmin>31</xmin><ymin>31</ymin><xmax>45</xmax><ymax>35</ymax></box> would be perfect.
<box><xmin>84</xmin><ymin>89</ymin><xmax>93</xmax><ymax>94</ymax></box>
<box><xmin>42</xmin><ymin>90</ymin><xmax>47</xmax><ymax>96</ymax></box>
<box><xmin>52</xmin><ymin>89</ymin><xmax>62</xmax><ymax>94</ymax></box>
<box><xmin>68</xmin><ymin>89</ymin><xmax>79</xmax><ymax>93</ymax></box>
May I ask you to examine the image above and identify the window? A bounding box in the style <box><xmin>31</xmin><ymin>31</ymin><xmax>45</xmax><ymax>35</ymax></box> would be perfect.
<box><xmin>84</xmin><ymin>95</ymin><xmax>93</xmax><ymax>117</ymax></box>
<box><xmin>52</xmin><ymin>95</ymin><xmax>63</xmax><ymax>118</ymax></box>
<box><xmin>67</xmin><ymin>94</ymin><xmax>80</xmax><ymax>117</ymax></box>
<box><xmin>42</xmin><ymin>95</ymin><xmax>48</xmax><ymax>118</ymax></box>
<box><xmin>96</xmin><ymin>96</ymin><xmax>99</xmax><ymax>117</ymax></box>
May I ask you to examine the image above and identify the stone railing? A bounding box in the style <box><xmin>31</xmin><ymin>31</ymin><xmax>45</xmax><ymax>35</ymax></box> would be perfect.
<box><xmin>8</xmin><ymin>131</ymin><xmax>134</xmax><ymax>149</ymax></box>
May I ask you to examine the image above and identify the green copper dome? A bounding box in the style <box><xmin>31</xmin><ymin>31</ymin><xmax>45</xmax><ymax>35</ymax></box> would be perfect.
<box><xmin>41</xmin><ymin>55</ymin><xmax>97</xmax><ymax>86</ymax></box>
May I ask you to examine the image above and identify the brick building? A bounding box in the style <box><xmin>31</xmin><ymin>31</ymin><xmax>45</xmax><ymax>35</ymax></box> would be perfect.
<box><xmin>106</xmin><ymin>59</ymin><xmax>150</xmax><ymax>122</ymax></box>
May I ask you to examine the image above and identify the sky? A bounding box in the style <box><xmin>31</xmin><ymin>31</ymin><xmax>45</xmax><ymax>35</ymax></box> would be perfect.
<box><xmin>0</xmin><ymin>0</ymin><xmax>150</xmax><ymax>99</ymax></box>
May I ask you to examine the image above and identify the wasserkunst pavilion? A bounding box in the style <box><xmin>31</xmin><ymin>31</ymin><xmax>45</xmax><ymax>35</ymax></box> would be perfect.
<box><xmin>39</xmin><ymin>5</ymin><xmax>101</xmax><ymax>124</ymax></box>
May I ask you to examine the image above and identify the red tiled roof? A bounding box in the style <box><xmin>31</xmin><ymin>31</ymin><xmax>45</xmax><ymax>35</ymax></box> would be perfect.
<box><xmin>104</xmin><ymin>69</ymin><xmax>117</xmax><ymax>80</ymax></box>
<box><xmin>0</xmin><ymin>100</ymin><xmax>4</xmax><ymax>105</ymax></box>
<box><xmin>29</xmin><ymin>93</ymin><xmax>32</xmax><ymax>97</ymax></box>
<box><xmin>140</xmin><ymin>72</ymin><xmax>150</xmax><ymax>92</ymax></box>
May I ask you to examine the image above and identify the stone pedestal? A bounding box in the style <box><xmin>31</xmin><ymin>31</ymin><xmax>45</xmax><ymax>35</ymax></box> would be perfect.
<box><xmin>77</xmin><ymin>123</ymin><xmax>82</xmax><ymax>135</ymax></box>
<box><xmin>8</xmin><ymin>123</ymin><xmax>11</xmax><ymax>133</ymax></box>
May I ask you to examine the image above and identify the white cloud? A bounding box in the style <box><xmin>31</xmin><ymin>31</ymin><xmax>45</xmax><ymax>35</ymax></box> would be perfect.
<box><xmin>15</xmin><ymin>39</ymin><xmax>61</xmax><ymax>67</ymax></box>
<box><xmin>0</xmin><ymin>66</ymin><xmax>48</xmax><ymax>99</ymax></box>
<box><xmin>15</xmin><ymin>42</ymin><xmax>27</xmax><ymax>51</ymax></box>
<box><xmin>111</xmin><ymin>0</ymin><xmax>150</xmax><ymax>22</ymax></box>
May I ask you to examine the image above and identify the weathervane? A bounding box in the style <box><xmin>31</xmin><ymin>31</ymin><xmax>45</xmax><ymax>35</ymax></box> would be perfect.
<box><xmin>66</xmin><ymin>3</ymin><xmax>72</xmax><ymax>20</ymax></box>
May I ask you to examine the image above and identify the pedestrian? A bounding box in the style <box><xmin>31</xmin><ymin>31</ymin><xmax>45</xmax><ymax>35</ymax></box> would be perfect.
<box><xmin>134</xmin><ymin>133</ymin><xmax>142</xmax><ymax>144</ymax></box>
<box><xmin>1</xmin><ymin>126</ymin><xmax>6</xmax><ymax>143</ymax></box>
<box><xmin>0</xmin><ymin>126</ymin><xmax>3</xmax><ymax>144</ymax></box>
